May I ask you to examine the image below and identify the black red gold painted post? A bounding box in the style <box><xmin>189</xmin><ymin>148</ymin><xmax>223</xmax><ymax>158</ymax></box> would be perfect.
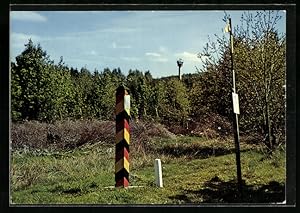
<box><xmin>115</xmin><ymin>86</ymin><xmax>130</xmax><ymax>187</ymax></box>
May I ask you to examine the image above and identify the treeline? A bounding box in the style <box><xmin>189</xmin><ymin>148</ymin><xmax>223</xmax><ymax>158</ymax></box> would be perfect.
<box><xmin>11</xmin><ymin>40</ymin><xmax>191</xmax><ymax>123</ymax></box>
<box><xmin>11</xmin><ymin>11</ymin><xmax>286</xmax><ymax>151</ymax></box>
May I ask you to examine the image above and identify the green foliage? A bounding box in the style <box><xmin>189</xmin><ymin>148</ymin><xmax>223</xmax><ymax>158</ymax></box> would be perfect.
<box><xmin>93</xmin><ymin>68</ymin><xmax>126</xmax><ymax>120</ymax></box>
<box><xmin>189</xmin><ymin>67</ymin><xmax>231</xmax><ymax>119</ymax></box>
<box><xmin>234</xmin><ymin>13</ymin><xmax>286</xmax><ymax>149</ymax></box>
<box><xmin>196</xmin><ymin>11</ymin><xmax>286</xmax><ymax>150</ymax></box>
<box><xmin>157</xmin><ymin>79</ymin><xmax>191</xmax><ymax>124</ymax></box>
<box><xmin>11</xmin><ymin>62</ymin><xmax>23</xmax><ymax>120</ymax></box>
<box><xmin>12</xmin><ymin>39</ymin><xmax>54</xmax><ymax>121</ymax></box>
<box><xmin>234</xmin><ymin>12</ymin><xmax>285</xmax><ymax>150</ymax></box>
<box><xmin>45</xmin><ymin>60</ymin><xmax>78</xmax><ymax>120</ymax></box>
<box><xmin>126</xmin><ymin>69</ymin><xmax>148</xmax><ymax>119</ymax></box>
<box><xmin>11</xmin><ymin>41</ymin><xmax>81</xmax><ymax>122</ymax></box>
<box><xmin>11</xmin><ymin>40</ymin><xmax>127</xmax><ymax>122</ymax></box>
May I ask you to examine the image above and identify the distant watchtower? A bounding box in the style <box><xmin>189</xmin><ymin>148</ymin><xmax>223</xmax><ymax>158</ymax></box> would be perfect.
<box><xmin>177</xmin><ymin>58</ymin><xmax>184</xmax><ymax>80</ymax></box>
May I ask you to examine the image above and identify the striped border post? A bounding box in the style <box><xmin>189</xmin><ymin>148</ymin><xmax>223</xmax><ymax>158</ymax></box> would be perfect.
<box><xmin>115</xmin><ymin>86</ymin><xmax>130</xmax><ymax>187</ymax></box>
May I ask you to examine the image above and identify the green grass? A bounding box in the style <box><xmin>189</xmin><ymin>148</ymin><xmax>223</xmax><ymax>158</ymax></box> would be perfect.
<box><xmin>10</xmin><ymin>136</ymin><xmax>286</xmax><ymax>204</ymax></box>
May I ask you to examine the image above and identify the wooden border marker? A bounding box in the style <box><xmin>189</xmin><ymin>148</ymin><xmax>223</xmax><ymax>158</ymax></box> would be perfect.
<box><xmin>115</xmin><ymin>86</ymin><xmax>130</xmax><ymax>187</ymax></box>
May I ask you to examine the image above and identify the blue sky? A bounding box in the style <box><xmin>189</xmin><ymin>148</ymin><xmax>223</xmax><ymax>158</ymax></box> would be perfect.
<box><xmin>10</xmin><ymin>10</ymin><xmax>286</xmax><ymax>78</ymax></box>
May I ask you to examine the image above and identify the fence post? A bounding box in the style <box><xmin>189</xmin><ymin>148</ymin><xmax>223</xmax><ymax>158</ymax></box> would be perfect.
<box><xmin>115</xmin><ymin>86</ymin><xmax>130</xmax><ymax>187</ymax></box>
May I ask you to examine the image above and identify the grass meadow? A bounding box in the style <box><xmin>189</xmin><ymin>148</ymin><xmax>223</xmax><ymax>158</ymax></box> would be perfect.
<box><xmin>10</xmin><ymin>121</ymin><xmax>286</xmax><ymax>205</ymax></box>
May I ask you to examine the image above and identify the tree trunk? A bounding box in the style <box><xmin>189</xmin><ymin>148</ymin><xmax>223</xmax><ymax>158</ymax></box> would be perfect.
<box><xmin>155</xmin><ymin>107</ymin><xmax>159</xmax><ymax>118</ymax></box>
<box><xmin>265</xmin><ymin>97</ymin><xmax>273</xmax><ymax>152</ymax></box>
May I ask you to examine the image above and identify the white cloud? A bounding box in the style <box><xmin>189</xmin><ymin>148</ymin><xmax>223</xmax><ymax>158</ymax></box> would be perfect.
<box><xmin>146</xmin><ymin>50</ymin><xmax>168</xmax><ymax>62</ymax></box>
<box><xmin>88</xmin><ymin>50</ymin><xmax>97</xmax><ymax>56</ymax></box>
<box><xmin>159</xmin><ymin>46</ymin><xmax>168</xmax><ymax>53</ymax></box>
<box><xmin>145</xmin><ymin>52</ymin><xmax>161</xmax><ymax>57</ymax></box>
<box><xmin>54</xmin><ymin>11</ymin><xmax>99</xmax><ymax>14</ymax></box>
<box><xmin>120</xmin><ymin>56</ymin><xmax>140</xmax><ymax>62</ymax></box>
<box><xmin>175</xmin><ymin>51</ymin><xmax>201</xmax><ymax>62</ymax></box>
<box><xmin>11</xmin><ymin>32</ymin><xmax>41</xmax><ymax>48</ymax></box>
<box><xmin>112</xmin><ymin>42</ymin><xmax>131</xmax><ymax>49</ymax></box>
<box><xmin>67</xmin><ymin>58</ymin><xmax>98</xmax><ymax>64</ymax></box>
<box><xmin>151</xmin><ymin>58</ymin><xmax>168</xmax><ymax>62</ymax></box>
<box><xmin>11</xmin><ymin>11</ymin><xmax>47</xmax><ymax>22</ymax></box>
<box><xmin>102</xmin><ymin>27</ymin><xmax>137</xmax><ymax>33</ymax></box>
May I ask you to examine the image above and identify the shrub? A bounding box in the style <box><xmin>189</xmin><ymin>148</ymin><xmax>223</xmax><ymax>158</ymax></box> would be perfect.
<box><xmin>11</xmin><ymin>119</ymin><xmax>176</xmax><ymax>152</ymax></box>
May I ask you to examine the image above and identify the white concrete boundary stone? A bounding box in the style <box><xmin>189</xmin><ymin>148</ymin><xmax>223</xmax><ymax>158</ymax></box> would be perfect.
<box><xmin>154</xmin><ymin>159</ymin><xmax>163</xmax><ymax>187</ymax></box>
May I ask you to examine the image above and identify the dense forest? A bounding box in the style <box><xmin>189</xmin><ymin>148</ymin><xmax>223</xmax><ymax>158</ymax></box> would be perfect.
<box><xmin>11</xmin><ymin>11</ymin><xmax>286</xmax><ymax>152</ymax></box>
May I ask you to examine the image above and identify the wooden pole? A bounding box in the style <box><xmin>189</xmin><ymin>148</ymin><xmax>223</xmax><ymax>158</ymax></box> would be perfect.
<box><xmin>229</xmin><ymin>18</ymin><xmax>243</xmax><ymax>197</ymax></box>
<box><xmin>115</xmin><ymin>86</ymin><xmax>130</xmax><ymax>187</ymax></box>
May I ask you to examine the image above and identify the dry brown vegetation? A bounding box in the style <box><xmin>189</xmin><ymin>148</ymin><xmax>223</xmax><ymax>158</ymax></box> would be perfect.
<box><xmin>10</xmin><ymin>119</ymin><xmax>177</xmax><ymax>151</ymax></box>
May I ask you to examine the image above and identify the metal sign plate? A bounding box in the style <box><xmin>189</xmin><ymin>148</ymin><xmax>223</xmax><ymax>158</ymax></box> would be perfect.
<box><xmin>232</xmin><ymin>92</ymin><xmax>240</xmax><ymax>114</ymax></box>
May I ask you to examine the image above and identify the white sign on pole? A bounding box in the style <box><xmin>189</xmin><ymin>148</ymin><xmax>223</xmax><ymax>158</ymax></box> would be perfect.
<box><xmin>232</xmin><ymin>92</ymin><xmax>240</xmax><ymax>114</ymax></box>
<box><xmin>124</xmin><ymin>95</ymin><xmax>130</xmax><ymax>111</ymax></box>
